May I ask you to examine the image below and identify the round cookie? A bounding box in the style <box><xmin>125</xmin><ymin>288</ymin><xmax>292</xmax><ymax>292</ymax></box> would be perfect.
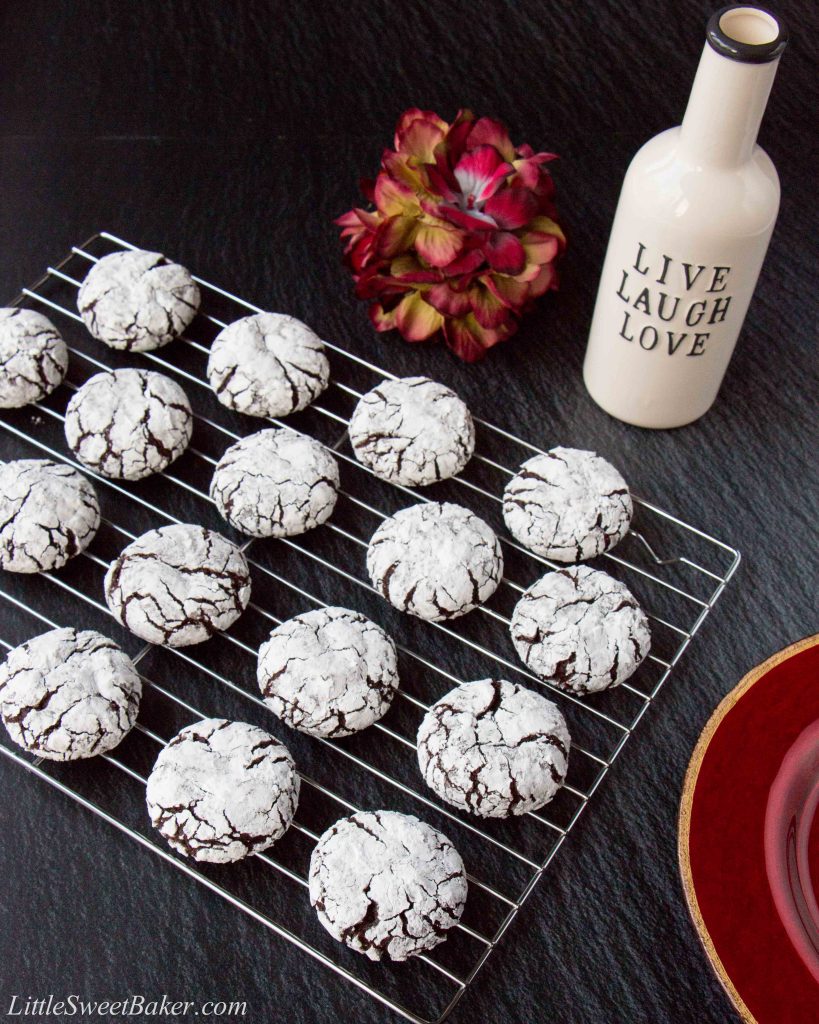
<box><xmin>510</xmin><ymin>565</ymin><xmax>651</xmax><ymax>694</ymax></box>
<box><xmin>104</xmin><ymin>524</ymin><xmax>252</xmax><ymax>647</ymax></box>
<box><xmin>502</xmin><ymin>447</ymin><xmax>633</xmax><ymax>562</ymax></box>
<box><xmin>0</xmin><ymin>459</ymin><xmax>100</xmax><ymax>573</ymax></box>
<box><xmin>0</xmin><ymin>308</ymin><xmax>68</xmax><ymax>408</ymax></box>
<box><xmin>146</xmin><ymin>718</ymin><xmax>299</xmax><ymax>863</ymax></box>
<box><xmin>348</xmin><ymin>376</ymin><xmax>475</xmax><ymax>487</ymax></box>
<box><xmin>367</xmin><ymin>502</ymin><xmax>503</xmax><ymax>621</ymax></box>
<box><xmin>309</xmin><ymin>810</ymin><xmax>467</xmax><ymax>961</ymax></box>
<box><xmin>64</xmin><ymin>368</ymin><xmax>193</xmax><ymax>480</ymax></box>
<box><xmin>210</xmin><ymin>428</ymin><xmax>339</xmax><ymax>538</ymax></box>
<box><xmin>257</xmin><ymin>607</ymin><xmax>399</xmax><ymax>738</ymax></box>
<box><xmin>77</xmin><ymin>249</ymin><xmax>200</xmax><ymax>352</ymax></box>
<box><xmin>207</xmin><ymin>312</ymin><xmax>330</xmax><ymax>418</ymax></box>
<box><xmin>0</xmin><ymin>627</ymin><xmax>141</xmax><ymax>761</ymax></box>
<box><xmin>417</xmin><ymin>679</ymin><xmax>570</xmax><ymax>817</ymax></box>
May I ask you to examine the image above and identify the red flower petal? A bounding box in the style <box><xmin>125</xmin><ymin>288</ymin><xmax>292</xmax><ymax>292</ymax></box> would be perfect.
<box><xmin>521</xmin><ymin>232</ymin><xmax>560</xmax><ymax>266</ymax></box>
<box><xmin>469</xmin><ymin>283</ymin><xmax>512</xmax><ymax>329</ymax></box>
<box><xmin>454</xmin><ymin>145</ymin><xmax>513</xmax><ymax>203</ymax></box>
<box><xmin>484</xmin><ymin>273</ymin><xmax>529</xmax><ymax>309</ymax></box>
<box><xmin>443</xmin><ymin>314</ymin><xmax>511</xmax><ymax>362</ymax></box>
<box><xmin>374</xmin><ymin>174</ymin><xmax>419</xmax><ymax>217</ymax></box>
<box><xmin>466</xmin><ymin>117</ymin><xmax>516</xmax><ymax>162</ymax></box>
<box><xmin>428</xmin><ymin>202</ymin><xmax>497</xmax><ymax>233</ymax></box>
<box><xmin>393</xmin><ymin>291</ymin><xmax>445</xmax><ymax>341</ymax></box>
<box><xmin>394</xmin><ymin>109</ymin><xmax>449</xmax><ymax>150</ymax></box>
<box><xmin>483</xmin><ymin>187</ymin><xmax>539</xmax><ymax>230</ymax></box>
<box><xmin>414</xmin><ymin>222</ymin><xmax>466</xmax><ymax>268</ymax></box>
<box><xmin>374</xmin><ymin>215</ymin><xmax>418</xmax><ymax>259</ymax></box>
<box><xmin>441</xmin><ymin>245</ymin><xmax>487</xmax><ymax>277</ymax></box>
<box><xmin>425</xmin><ymin>282</ymin><xmax>472</xmax><ymax>318</ymax></box>
<box><xmin>484</xmin><ymin>231</ymin><xmax>526</xmax><ymax>275</ymax></box>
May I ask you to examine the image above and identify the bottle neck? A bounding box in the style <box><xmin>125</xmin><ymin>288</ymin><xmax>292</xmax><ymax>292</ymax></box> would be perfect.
<box><xmin>680</xmin><ymin>43</ymin><xmax>780</xmax><ymax>167</ymax></box>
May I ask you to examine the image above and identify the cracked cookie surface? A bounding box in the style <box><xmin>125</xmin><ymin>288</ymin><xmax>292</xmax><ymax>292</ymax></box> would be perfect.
<box><xmin>257</xmin><ymin>607</ymin><xmax>399</xmax><ymax>738</ymax></box>
<box><xmin>146</xmin><ymin>718</ymin><xmax>299</xmax><ymax>863</ymax></box>
<box><xmin>367</xmin><ymin>501</ymin><xmax>503</xmax><ymax>621</ymax></box>
<box><xmin>309</xmin><ymin>809</ymin><xmax>467</xmax><ymax>961</ymax></box>
<box><xmin>207</xmin><ymin>312</ymin><xmax>329</xmax><ymax>418</ymax></box>
<box><xmin>104</xmin><ymin>524</ymin><xmax>252</xmax><ymax>647</ymax></box>
<box><xmin>210</xmin><ymin>428</ymin><xmax>339</xmax><ymax>538</ymax></box>
<box><xmin>0</xmin><ymin>627</ymin><xmax>141</xmax><ymax>761</ymax></box>
<box><xmin>417</xmin><ymin>679</ymin><xmax>570</xmax><ymax>817</ymax></box>
<box><xmin>503</xmin><ymin>447</ymin><xmax>633</xmax><ymax>562</ymax></box>
<box><xmin>510</xmin><ymin>565</ymin><xmax>651</xmax><ymax>694</ymax></box>
<box><xmin>0</xmin><ymin>308</ymin><xmax>68</xmax><ymax>408</ymax></box>
<box><xmin>0</xmin><ymin>459</ymin><xmax>100</xmax><ymax>573</ymax></box>
<box><xmin>77</xmin><ymin>249</ymin><xmax>200</xmax><ymax>352</ymax></box>
<box><xmin>349</xmin><ymin>376</ymin><xmax>475</xmax><ymax>487</ymax></box>
<box><xmin>64</xmin><ymin>368</ymin><xmax>193</xmax><ymax>480</ymax></box>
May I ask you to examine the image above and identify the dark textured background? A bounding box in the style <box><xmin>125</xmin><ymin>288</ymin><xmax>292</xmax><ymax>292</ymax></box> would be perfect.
<box><xmin>0</xmin><ymin>2</ymin><xmax>816</xmax><ymax>1022</ymax></box>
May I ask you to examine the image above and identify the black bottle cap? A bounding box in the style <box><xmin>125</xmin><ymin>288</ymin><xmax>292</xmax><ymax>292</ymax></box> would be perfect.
<box><xmin>707</xmin><ymin>4</ymin><xmax>788</xmax><ymax>63</ymax></box>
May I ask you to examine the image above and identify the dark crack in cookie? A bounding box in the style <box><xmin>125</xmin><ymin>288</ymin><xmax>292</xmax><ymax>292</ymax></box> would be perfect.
<box><xmin>417</xmin><ymin>679</ymin><xmax>570</xmax><ymax>817</ymax></box>
<box><xmin>309</xmin><ymin>810</ymin><xmax>467</xmax><ymax>961</ymax></box>
<box><xmin>207</xmin><ymin>312</ymin><xmax>330</xmax><ymax>418</ymax></box>
<box><xmin>257</xmin><ymin>607</ymin><xmax>399</xmax><ymax>738</ymax></box>
<box><xmin>0</xmin><ymin>459</ymin><xmax>100</xmax><ymax>573</ymax></box>
<box><xmin>510</xmin><ymin>565</ymin><xmax>651</xmax><ymax>694</ymax></box>
<box><xmin>64</xmin><ymin>368</ymin><xmax>193</xmax><ymax>480</ymax></box>
<box><xmin>503</xmin><ymin>447</ymin><xmax>633</xmax><ymax>562</ymax></box>
<box><xmin>0</xmin><ymin>627</ymin><xmax>141</xmax><ymax>761</ymax></box>
<box><xmin>367</xmin><ymin>501</ymin><xmax>503</xmax><ymax>621</ymax></box>
<box><xmin>77</xmin><ymin>249</ymin><xmax>200</xmax><ymax>352</ymax></box>
<box><xmin>210</xmin><ymin>428</ymin><xmax>339</xmax><ymax>538</ymax></box>
<box><xmin>104</xmin><ymin>524</ymin><xmax>252</xmax><ymax>647</ymax></box>
<box><xmin>146</xmin><ymin>718</ymin><xmax>299</xmax><ymax>863</ymax></box>
<box><xmin>349</xmin><ymin>376</ymin><xmax>475</xmax><ymax>487</ymax></box>
<box><xmin>0</xmin><ymin>308</ymin><xmax>68</xmax><ymax>408</ymax></box>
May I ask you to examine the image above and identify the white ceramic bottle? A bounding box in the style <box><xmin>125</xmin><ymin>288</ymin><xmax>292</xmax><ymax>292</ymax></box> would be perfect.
<box><xmin>583</xmin><ymin>4</ymin><xmax>788</xmax><ymax>429</ymax></box>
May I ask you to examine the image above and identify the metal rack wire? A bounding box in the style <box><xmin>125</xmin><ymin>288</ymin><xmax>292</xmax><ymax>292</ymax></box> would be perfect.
<box><xmin>0</xmin><ymin>232</ymin><xmax>740</xmax><ymax>1024</ymax></box>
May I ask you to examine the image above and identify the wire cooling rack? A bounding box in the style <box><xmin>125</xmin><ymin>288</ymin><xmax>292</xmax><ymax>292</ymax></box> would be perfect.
<box><xmin>0</xmin><ymin>232</ymin><xmax>740</xmax><ymax>1024</ymax></box>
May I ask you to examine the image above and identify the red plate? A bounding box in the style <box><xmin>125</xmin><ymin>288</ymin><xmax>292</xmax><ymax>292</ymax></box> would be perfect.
<box><xmin>679</xmin><ymin>634</ymin><xmax>819</xmax><ymax>1022</ymax></box>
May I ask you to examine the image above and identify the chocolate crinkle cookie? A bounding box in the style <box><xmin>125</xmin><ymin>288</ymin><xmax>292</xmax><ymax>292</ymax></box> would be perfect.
<box><xmin>104</xmin><ymin>524</ymin><xmax>252</xmax><ymax>647</ymax></box>
<box><xmin>64</xmin><ymin>368</ymin><xmax>193</xmax><ymax>481</ymax></box>
<box><xmin>510</xmin><ymin>565</ymin><xmax>651</xmax><ymax>694</ymax></box>
<box><xmin>146</xmin><ymin>718</ymin><xmax>299</xmax><ymax>863</ymax></box>
<box><xmin>0</xmin><ymin>308</ymin><xmax>68</xmax><ymax>408</ymax></box>
<box><xmin>348</xmin><ymin>376</ymin><xmax>475</xmax><ymax>487</ymax></box>
<box><xmin>77</xmin><ymin>249</ymin><xmax>200</xmax><ymax>352</ymax></box>
<box><xmin>503</xmin><ymin>446</ymin><xmax>633</xmax><ymax>562</ymax></box>
<box><xmin>366</xmin><ymin>501</ymin><xmax>503</xmax><ymax>621</ymax></box>
<box><xmin>0</xmin><ymin>627</ymin><xmax>141</xmax><ymax>761</ymax></box>
<box><xmin>417</xmin><ymin>679</ymin><xmax>570</xmax><ymax>817</ymax></box>
<box><xmin>207</xmin><ymin>312</ymin><xmax>330</xmax><ymax>418</ymax></box>
<box><xmin>257</xmin><ymin>607</ymin><xmax>399</xmax><ymax>738</ymax></box>
<box><xmin>309</xmin><ymin>810</ymin><xmax>467</xmax><ymax>961</ymax></box>
<box><xmin>210</xmin><ymin>428</ymin><xmax>339</xmax><ymax>538</ymax></box>
<box><xmin>0</xmin><ymin>459</ymin><xmax>100</xmax><ymax>573</ymax></box>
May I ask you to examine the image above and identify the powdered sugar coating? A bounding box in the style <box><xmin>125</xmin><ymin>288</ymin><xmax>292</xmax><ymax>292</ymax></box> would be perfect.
<box><xmin>77</xmin><ymin>249</ymin><xmax>200</xmax><ymax>352</ymax></box>
<box><xmin>0</xmin><ymin>308</ymin><xmax>68</xmax><ymax>408</ymax></box>
<box><xmin>349</xmin><ymin>376</ymin><xmax>475</xmax><ymax>487</ymax></box>
<box><xmin>367</xmin><ymin>502</ymin><xmax>503</xmax><ymax>621</ymax></box>
<box><xmin>104</xmin><ymin>524</ymin><xmax>251</xmax><ymax>647</ymax></box>
<box><xmin>210</xmin><ymin>428</ymin><xmax>339</xmax><ymax>538</ymax></box>
<box><xmin>0</xmin><ymin>628</ymin><xmax>141</xmax><ymax>761</ymax></box>
<box><xmin>503</xmin><ymin>447</ymin><xmax>632</xmax><ymax>562</ymax></box>
<box><xmin>146</xmin><ymin>718</ymin><xmax>299</xmax><ymax>864</ymax></box>
<box><xmin>510</xmin><ymin>565</ymin><xmax>651</xmax><ymax>694</ymax></box>
<box><xmin>0</xmin><ymin>459</ymin><xmax>100</xmax><ymax>573</ymax></box>
<box><xmin>207</xmin><ymin>312</ymin><xmax>330</xmax><ymax>418</ymax></box>
<box><xmin>417</xmin><ymin>679</ymin><xmax>570</xmax><ymax>817</ymax></box>
<box><xmin>65</xmin><ymin>368</ymin><xmax>193</xmax><ymax>481</ymax></box>
<box><xmin>257</xmin><ymin>607</ymin><xmax>399</xmax><ymax>738</ymax></box>
<box><xmin>309</xmin><ymin>810</ymin><xmax>467</xmax><ymax>961</ymax></box>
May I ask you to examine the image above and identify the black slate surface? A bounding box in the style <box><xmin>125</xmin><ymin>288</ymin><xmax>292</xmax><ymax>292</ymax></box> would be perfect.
<box><xmin>0</xmin><ymin>2</ymin><xmax>817</xmax><ymax>1023</ymax></box>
